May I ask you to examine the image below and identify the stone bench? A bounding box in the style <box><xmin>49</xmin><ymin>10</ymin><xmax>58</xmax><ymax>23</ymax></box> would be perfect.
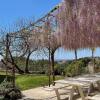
<box><xmin>44</xmin><ymin>84</ymin><xmax>72</xmax><ymax>100</ymax></box>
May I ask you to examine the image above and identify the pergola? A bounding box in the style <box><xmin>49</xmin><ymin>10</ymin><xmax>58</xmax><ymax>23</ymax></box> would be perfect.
<box><xmin>4</xmin><ymin>0</ymin><xmax>100</xmax><ymax>87</ymax></box>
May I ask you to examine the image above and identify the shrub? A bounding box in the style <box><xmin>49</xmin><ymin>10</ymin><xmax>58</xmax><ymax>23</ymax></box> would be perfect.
<box><xmin>0</xmin><ymin>75</ymin><xmax>13</xmax><ymax>84</ymax></box>
<box><xmin>54</xmin><ymin>61</ymin><xmax>72</xmax><ymax>76</ymax></box>
<box><xmin>0</xmin><ymin>78</ymin><xmax>13</xmax><ymax>94</ymax></box>
<box><xmin>4</xmin><ymin>88</ymin><xmax>22</xmax><ymax>100</ymax></box>
<box><xmin>64</xmin><ymin>60</ymin><xmax>87</xmax><ymax>77</ymax></box>
<box><xmin>54</xmin><ymin>64</ymin><xmax>64</xmax><ymax>75</ymax></box>
<box><xmin>0</xmin><ymin>78</ymin><xmax>22</xmax><ymax>100</ymax></box>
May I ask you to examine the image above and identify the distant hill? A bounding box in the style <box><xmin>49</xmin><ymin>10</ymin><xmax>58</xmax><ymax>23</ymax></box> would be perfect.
<box><xmin>0</xmin><ymin>57</ymin><xmax>100</xmax><ymax>73</ymax></box>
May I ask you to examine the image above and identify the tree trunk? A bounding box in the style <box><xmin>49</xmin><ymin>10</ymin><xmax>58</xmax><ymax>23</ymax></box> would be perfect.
<box><xmin>13</xmin><ymin>63</ymin><xmax>24</xmax><ymax>74</ymax></box>
<box><xmin>51</xmin><ymin>51</ymin><xmax>55</xmax><ymax>86</ymax></box>
<box><xmin>5</xmin><ymin>34</ymin><xmax>24</xmax><ymax>74</ymax></box>
<box><xmin>6</xmin><ymin>59</ymin><xmax>24</xmax><ymax>74</ymax></box>
<box><xmin>75</xmin><ymin>49</ymin><xmax>77</xmax><ymax>60</ymax></box>
<box><xmin>91</xmin><ymin>49</ymin><xmax>95</xmax><ymax>72</ymax></box>
<box><xmin>25</xmin><ymin>52</ymin><xmax>31</xmax><ymax>73</ymax></box>
<box><xmin>92</xmin><ymin>49</ymin><xmax>94</xmax><ymax>59</ymax></box>
<box><xmin>8</xmin><ymin>47</ymin><xmax>24</xmax><ymax>74</ymax></box>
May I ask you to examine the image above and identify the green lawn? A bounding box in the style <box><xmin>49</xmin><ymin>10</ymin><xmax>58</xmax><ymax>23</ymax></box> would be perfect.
<box><xmin>16</xmin><ymin>75</ymin><xmax>63</xmax><ymax>90</ymax></box>
<box><xmin>0</xmin><ymin>71</ymin><xmax>63</xmax><ymax>90</ymax></box>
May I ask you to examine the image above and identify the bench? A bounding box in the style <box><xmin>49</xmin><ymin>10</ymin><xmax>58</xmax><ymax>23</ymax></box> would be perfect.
<box><xmin>44</xmin><ymin>84</ymin><xmax>72</xmax><ymax>100</ymax></box>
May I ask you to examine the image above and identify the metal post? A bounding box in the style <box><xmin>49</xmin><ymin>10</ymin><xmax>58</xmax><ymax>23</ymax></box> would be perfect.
<box><xmin>12</xmin><ymin>64</ymin><xmax>15</xmax><ymax>88</ymax></box>
<box><xmin>48</xmin><ymin>35</ymin><xmax>51</xmax><ymax>87</ymax></box>
<box><xmin>5</xmin><ymin>34</ymin><xmax>9</xmax><ymax>79</ymax></box>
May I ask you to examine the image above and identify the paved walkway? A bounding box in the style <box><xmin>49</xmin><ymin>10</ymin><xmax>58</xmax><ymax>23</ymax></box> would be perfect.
<box><xmin>21</xmin><ymin>83</ymin><xmax>100</xmax><ymax>100</ymax></box>
<box><xmin>22</xmin><ymin>83</ymin><xmax>70</xmax><ymax>100</ymax></box>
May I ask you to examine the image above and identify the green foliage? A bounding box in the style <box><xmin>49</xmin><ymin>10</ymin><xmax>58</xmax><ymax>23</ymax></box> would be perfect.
<box><xmin>54</xmin><ymin>60</ymin><xmax>72</xmax><ymax>75</ymax></box>
<box><xmin>0</xmin><ymin>75</ymin><xmax>13</xmax><ymax>84</ymax></box>
<box><xmin>4</xmin><ymin>88</ymin><xmax>22</xmax><ymax>100</ymax></box>
<box><xmin>94</xmin><ymin>58</ymin><xmax>100</xmax><ymax>72</ymax></box>
<box><xmin>78</xmin><ymin>57</ymin><xmax>91</xmax><ymax>66</ymax></box>
<box><xmin>0</xmin><ymin>76</ymin><xmax>21</xmax><ymax>99</ymax></box>
<box><xmin>0</xmin><ymin>79</ymin><xmax>13</xmax><ymax>94</ymax></box>
<box><xmin>64</xmin><ymin>59</ymin><xmax>89</xmax><ymax>77</ymax></box>
<box><xmin>53</xmin><ymin>58</ymin><xmax>92</xmax><ymax>77</ymax></box>
<box><xmin>95</xmin><ymin>59</ymin><xmax>100</xmax><ymax>67</ymax></box>
<box><xmin>54</xmin><ymin>64</ymin><xmax>64</xmax><ymax>75</ymax></box>
<box><xmin>15</xmin><ymin>57</ymin><xmax>49</xmax><ymax>74</ymax></box>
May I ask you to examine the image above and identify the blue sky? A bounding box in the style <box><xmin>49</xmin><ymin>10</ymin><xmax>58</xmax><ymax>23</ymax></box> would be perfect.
<box><xmin>0</xmin><ymin>0</ymin><xmax>99</xmax><ymax>60</ymax></box>
<box><xmin>0</xmin><ymin>0</ymin><xmax>61</xmax><ymax>29</ymax></box>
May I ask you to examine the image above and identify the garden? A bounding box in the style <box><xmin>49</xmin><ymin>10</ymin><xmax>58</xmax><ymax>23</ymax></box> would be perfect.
<box><xmin>0</xmin><ymin>0</ymin><xmax>99</xmax><ymax>99</ymax></box>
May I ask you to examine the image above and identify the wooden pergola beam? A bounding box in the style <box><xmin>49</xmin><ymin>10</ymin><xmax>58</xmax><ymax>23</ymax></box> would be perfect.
<box><xmin>8</xmin><ymin>5</ymin><xmax>59</xmax><ymax>37</ymax></box>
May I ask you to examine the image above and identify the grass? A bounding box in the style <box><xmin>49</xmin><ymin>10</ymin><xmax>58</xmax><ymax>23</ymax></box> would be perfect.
<box><xmin>16</xmin><ymin>75</ymin><xmax>63</xmax><ymax>90</ymax></box>
<box><xmin>0</xmin><ymin>70</ymin><xmax>8</xmax><ymax>75</ymax></box>
<box><xmin>0</xmin><ymin>71</ymin><xmax>63</xmax><ymax>90</ymax></box>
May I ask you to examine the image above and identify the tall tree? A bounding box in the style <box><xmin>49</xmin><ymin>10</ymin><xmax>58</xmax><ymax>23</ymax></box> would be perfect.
<box><xmin>0</xmin><ymin>33</ymin><xmax>25</xmax><ymax>74</ymax></box>
<box><xmin>13</xmin><ymin>18</ymin><xmax>40</xmax><ymax>73</ymax></box>
<box><xmin>23</xmin><ymin>32</ymin><xmax>40</xmax><ymax>73</ymax></box>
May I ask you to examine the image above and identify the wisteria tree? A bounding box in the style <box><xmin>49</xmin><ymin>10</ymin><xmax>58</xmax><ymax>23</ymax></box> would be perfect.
<box><xmin>57</xmin><ymin>0</ymin><xmax>100</xmax><ymax>50</ymax></box>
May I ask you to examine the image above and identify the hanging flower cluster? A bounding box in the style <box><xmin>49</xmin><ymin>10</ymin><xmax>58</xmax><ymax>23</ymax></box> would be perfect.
<box><xmin>57</xmin><ymin>0</ymin><xmax>100</xmax><ymax>50</ymax></box>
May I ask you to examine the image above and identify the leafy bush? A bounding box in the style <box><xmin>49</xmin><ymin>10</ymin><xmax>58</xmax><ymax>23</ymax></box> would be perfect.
<box><xmin>54</xmin><ymin>61</ymin><xmax>71</xmax><ymax>75</ymax></box>
<box><xmin>64</xmin><ymin>60</ymin><xmax>88</xmax><ymax>77</ymax></box>
<box><xmin>4</xmin><ymin>88</ymin><xmax>22</xmax><ymax>100</ymax></box>
<box><xmin>0</xmin><ymin>75</ymin><xmax>13</xmax><ymax>84</ymax></box>
<box><xmin>0</xmin><ymin>77</ymin><xmax>22</xmax><ymax>100</ymax></box>
<box><xmin>54</xmin><ymin>64</ymin><xmax>64</xmax><ymax>75</ymax></box>
<box><xmin>78</xmin><ymin>57</ymin><xmax>91</xmax><ymax>66</ymax></box>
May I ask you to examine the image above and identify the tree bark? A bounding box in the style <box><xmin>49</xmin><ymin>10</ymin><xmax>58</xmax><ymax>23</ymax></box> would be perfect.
<box><xmin>8</xmin><ymin>47</ymin><xmax>24</xmax><ymax>74</ymax></box>
<box><xmin>12</xmin><ymin>62</ymin><xmax>24</xmax><ymax>74</ymax></box>
<box><xmin>25</xmin><ymin>52</ymin><xmax>31</xmax><ymax>73</ymax></box>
